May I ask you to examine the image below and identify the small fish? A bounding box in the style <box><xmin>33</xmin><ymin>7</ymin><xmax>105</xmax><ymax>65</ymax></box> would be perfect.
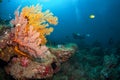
<box><xmin>89</xmin><ymin>14</ymin><xmax>95</xmax><ymax>19</ymax></box>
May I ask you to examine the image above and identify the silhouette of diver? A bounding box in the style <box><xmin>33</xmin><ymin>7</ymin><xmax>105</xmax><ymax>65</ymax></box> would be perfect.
<box><xmin>72</xmin><ymin>33</ymin><xmax>90</xmax><ymax>40</ymax></box>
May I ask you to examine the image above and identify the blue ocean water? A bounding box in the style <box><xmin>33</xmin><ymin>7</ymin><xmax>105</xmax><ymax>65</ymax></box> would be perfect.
<box><xmin>0</xmin><ymin>0</ymin><xmax>120</xmax><ymax>80</ymax></box>
<box><xmin>0</xmin><ymin>0</ymin><xmax>120</xmax><ymax>47</ymax></box>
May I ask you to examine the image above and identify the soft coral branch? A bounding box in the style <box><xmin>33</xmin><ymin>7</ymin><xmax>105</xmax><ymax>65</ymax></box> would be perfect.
<box><xmin>10</xmin><ymin>7</ymin><xmax>48</xmax><ymax>58</ymax></box>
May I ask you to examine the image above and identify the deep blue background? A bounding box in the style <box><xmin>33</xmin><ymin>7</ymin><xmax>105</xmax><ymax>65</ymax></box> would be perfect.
<box><xmin>0</xmin><ymin>0</ymin><xmax>120</xmax><ymax>47</ymax></box>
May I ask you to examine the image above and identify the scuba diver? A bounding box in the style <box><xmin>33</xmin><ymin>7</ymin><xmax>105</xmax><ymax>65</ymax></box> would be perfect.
<box><xmin>72</xmin><ymin>32</ymin><xmax>90</xmax><ymax>40</ymax></box>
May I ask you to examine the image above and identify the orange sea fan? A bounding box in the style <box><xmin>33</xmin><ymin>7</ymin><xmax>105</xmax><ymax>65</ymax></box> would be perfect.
<box><xmin>20</xmin><ymin>4</ymin><xmax>58</xmax><ymax>45</ymax></box>
<box><xmin>10</xmin><ymin>4</ymin><xmax>58</xmax><ymax>58</ymax></box>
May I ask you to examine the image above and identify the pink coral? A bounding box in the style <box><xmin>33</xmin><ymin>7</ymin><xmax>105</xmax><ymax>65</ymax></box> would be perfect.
<box><xmin>20</xmin><ymin>57</ymin><xmax>29</xmax><ymax>67</ymax></box>
<box><xmin>10</xmin><ymin>9</ymin><xmax>48</xmax><ymax>58</ymax></box>
<box><xmin>5</xmin><ymin>56</ymin><xmax>60</xmax><ymax>79</ymax></box>
<box><xmin>0</xmin><ymin>4</ymin><xmax>77</xmax><ymax>80</ymax></box>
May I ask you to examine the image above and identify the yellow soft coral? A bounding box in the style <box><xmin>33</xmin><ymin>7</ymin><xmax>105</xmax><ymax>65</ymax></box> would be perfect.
<box><xmin>21</xmin><ymin>4</ymin><xmax>58</xmax><ymax>44</ymax></box>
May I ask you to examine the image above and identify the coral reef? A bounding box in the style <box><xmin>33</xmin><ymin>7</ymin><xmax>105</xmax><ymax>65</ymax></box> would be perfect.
<box><xmin>10</xmin><ymin>4</ymin><xmax>58</xmax><ymax>58</ymax></box>
<box><xmin>5</xmin><ymin>55</ymin><xmax>60</xmax><ymax>79</ymax></box>
<box><xmin>0</xmin><ymin>4</ymin><xmax>77</xmax><ymax>79</ymax></box>
<box><xmin>49</xmin><ymin>43</ymin><xmax>77</xmax><ymax>62</ymax></box>
<box><xmin>11</xmin><ymin>4</ymin><xmax>58</xmax><ymax>45</ymax></box>
<box><xmin>53</xmin><ymin>46</ymin><xmax>120</xmax><ymax>80</ymax></box>
<box><xmin>0</xmin><ymin>26</ymin><xmax>11</xmax><ymax>49</ymax></box>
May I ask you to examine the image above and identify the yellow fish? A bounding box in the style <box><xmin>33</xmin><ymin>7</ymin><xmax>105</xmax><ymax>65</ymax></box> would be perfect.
<box><xmin>89</xmin><ymin>14</ymin><xmax>95</xmax><ymax>19</ymax></box>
